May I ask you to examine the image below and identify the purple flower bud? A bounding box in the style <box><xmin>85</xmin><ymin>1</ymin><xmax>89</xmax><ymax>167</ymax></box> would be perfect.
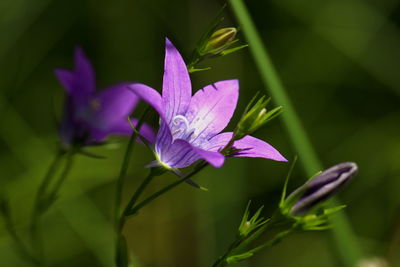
<box><xmin>288</xmin><ymin>162</ymin><xmax>358</xmax><ymax>216</ymax></box>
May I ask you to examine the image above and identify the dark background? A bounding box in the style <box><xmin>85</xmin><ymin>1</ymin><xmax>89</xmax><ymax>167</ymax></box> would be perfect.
<box><xmin>0</xmin><ymin>0</ymin><xmax>399</xmax><ymax>266</ymax></box>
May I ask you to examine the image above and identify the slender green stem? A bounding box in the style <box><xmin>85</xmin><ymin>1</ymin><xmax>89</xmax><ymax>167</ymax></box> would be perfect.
<box><xmin>127</xmin><ymin>163</ymin><xmax>208</xmax><ymax>216</ymax></box>
<box><xmin>46</xmin><ymin>151</ymin><xmax>75</xmax><ymax>205</ymax></box>
<box><xmin>114</xmin><ymin>107</ymin><xmax>150</xmax><ymax>228</ymax></box>
<box><xmin>32</xmin><ymin>150</ymin><xmax>65</xmax><ymax>215</ymax></box>
<box><xmin>118</xmin><ymin>174</ymin><xmax>158</xmax><ymax>267</ymax></box>
<box><xmin>0</xmin><ymin>201</ymin><xmax>39</xmax><ymax>266</ymax></box>
<box><xmin>247</xmin><ymin>228</ymin><xmax>294</xmax><ymax>255</ymax></box>
<box><xmin>230</xmin><ymin>0</ymin><xmax>362</xmax><ymax>265</ymax></box>
<box><xmin>114</xmin><ymin>107</ymin><xmax>150</xmax><ymax>267</ymax></box>
<box><xmin>116</xmin><ymin>171</ymin><xmax>156</xmax><ymax>267</ymax></box>
<box><xmin>212</xmin><ymin>236</ymin><xmax>242</xmax><ymax>267</ymax></box>
<box><xmin>126</xmin><ymin>134</ymin><xmax>237</xmax><ymax>217</ymax></box>
<box><xmin>30</xmin><ymin>149</ymin><xmax>67</xmax><ymax>265</ymax></box>
<box><xmin>119</xmin><ymin>171</ymin><xmax>156</xmax><ymax>229</ymax></box>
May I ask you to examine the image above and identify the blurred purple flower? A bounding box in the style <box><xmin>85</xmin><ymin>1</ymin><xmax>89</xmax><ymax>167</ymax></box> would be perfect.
<box><xmin>129</xmin><ymin>39</ymin><xmax>286</xmax><ymax>169</ymax></box>
<box><xmin>55</xmin><ymin>48</ymin><xmax>155</xmax><ymax>147</ymax></box>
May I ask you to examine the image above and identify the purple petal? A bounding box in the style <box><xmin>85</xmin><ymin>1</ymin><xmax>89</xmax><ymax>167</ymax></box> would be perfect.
<box><xmin>206</xmin><ymin>132</ymin><xmax>287</xmax><ymax>162</ymax></box>
<box><xmin>159</xmin><ymin>139</ymin><xmax>224</xmax><ymax>169</ymax></box>
<box><xmin>128</xmin><ymin>83</ymin><xmax>166</xmax><ymax>121</ymax></box>
<box><xmin>155</xmin><ymin>121</ymin><xmax>173</xmax><ymax>158</ymax></box>
<box><xmin>74</xmin><ymin>47</ymin><xmax>96</xmax><ymax>95</ymax></box>
<box><xmin>54</xmin><ymin>69</ymin><xmax>75</xmax><ymax>94</ymax></box>
<box><xmin>54</xmin><ymin>47</ymin><xmax>95</xmax><ymax>102</ymax></box>
<box><xmin>88</xmin><ymin>83</ymin><xmax>156</xmax><ymax>143</ymax></box>
<box><xmin>186</xmin><ymin>80</ymin><xmax>238</xmax><ymax>141</ymax></box>
<box><xmin>162</xmin><ymin>38</ymin><xmax>191</xmax><ymax>123</ymax></box>
<box><xmin>90</xmin><ymin>83</ymin><xmax>139</xmax><ymax>132</ymax></box>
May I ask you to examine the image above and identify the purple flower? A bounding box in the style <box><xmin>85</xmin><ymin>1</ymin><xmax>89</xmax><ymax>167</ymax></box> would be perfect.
<box><xmin>129</xmin><ymin>39</ymin><xmax>286</xmax><ymax>169</ymax></box>
<box><xmin>55</xmin><ymin>48</ymin><xmax>155</xmax><ymax>147</ymax></box>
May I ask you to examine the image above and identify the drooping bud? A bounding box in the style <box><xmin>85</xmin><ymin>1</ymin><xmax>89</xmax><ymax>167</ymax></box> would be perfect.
<box><xmin>282</xmin><ymin>162</ymin><xmax>358</xmax><ymax>216</ymax></box>
<box><xmin>234</xmin><ymin>95</ymin><xmax>283</xmax><ymax>140</ymax></box>
<box><xmin>200</xmin><ymin>27</ymin><xmax>238</xmax><ymax>56</ymax></box>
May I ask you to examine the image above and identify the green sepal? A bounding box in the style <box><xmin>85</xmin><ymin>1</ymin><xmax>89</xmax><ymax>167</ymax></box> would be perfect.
<box><xmin>226</xmin><ymin>251</ymin><xmax>254</xmax><ymax>264</ymax></box>
<box><xmin>234</xmin><ymin>94</ymin><xmax>283</xmax><ymax>140</ymax></box>
<box><xmin>238</xmin><ymin>201</ymin><xmax>269</xmax><ymax>238</ymax></box>
<box><xmin>218</xmin><ymin>44</ymin><xmax>248</xmax><ymax>56</ymax></box>
<box><xmin>188</xmin><ymin>66</ymin><xmax>212</xmax><ymax>73</ymax></box>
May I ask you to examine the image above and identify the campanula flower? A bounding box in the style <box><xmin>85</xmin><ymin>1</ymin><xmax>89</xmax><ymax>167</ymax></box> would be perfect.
<box><xmin>55</xmin><ymin>48</ymin><xmax>155</xmax><ymax>147</ymax></box>
<box><xmin>129</xmin><ymin>39</ymin><xmax>286</xmax><ymax>169</ymax></box>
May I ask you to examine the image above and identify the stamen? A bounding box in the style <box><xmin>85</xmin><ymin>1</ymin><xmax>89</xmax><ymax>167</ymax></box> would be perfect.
<box><xmin>170</xmin><ymin>115</ymin><xmax>199</xmax><ymax>142</ymax></box>
<box><xmin>172</xmin><ymin>129</ymin><xmax>182</xmax><ymax>135</ymax></box>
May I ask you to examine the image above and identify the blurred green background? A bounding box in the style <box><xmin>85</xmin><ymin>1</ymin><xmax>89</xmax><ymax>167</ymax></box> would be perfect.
<box><xmin>1</xmin><ymin>0</ymin><xmax>399</xmax><ymax>266</ymax></box>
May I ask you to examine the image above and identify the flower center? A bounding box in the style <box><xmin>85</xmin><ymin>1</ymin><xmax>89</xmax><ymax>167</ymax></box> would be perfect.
<box><xmin>170</xmin><ymin>115</ymin><xmax>196</xmax><ymax>141</ymax></box>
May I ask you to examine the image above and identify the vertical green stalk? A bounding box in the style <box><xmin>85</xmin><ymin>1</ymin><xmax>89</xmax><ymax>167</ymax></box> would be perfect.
<box><xmin>229</xmin><ymin>0</ymin><xmax>362</xmax><ymax>265</ymax></box>
<box><xmin>0</xmin><ymin>200</ymin><xmax>39</xmax><ymax>266</ymax></box>
<box><xmin>114</xmin><ymin>107</ymin><xmax>150</xmax><ymax>267</ymax></box>
<box><xmin>114</xmin><ymin>107</ymin><xmax>150</xmax><ymax>228</ymax></box>
<box><xmin>30</xmin><ymin>149</ymin><xmax>75</xmax><ymax>265</ymax></box>
<box><xmin>119</xmin><ymin>170</ymin><xmax>157</xmax><ymax>229</ymax></box>
<box><xmin>30</xmin><ymin>149</ymin><xmax>65</xmax><ymax>265</ymax></box>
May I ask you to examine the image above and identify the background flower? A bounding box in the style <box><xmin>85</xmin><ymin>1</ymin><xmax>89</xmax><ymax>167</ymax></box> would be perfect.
<box><xmin>55</xmin><ymin>48</ymin><xmax>155</xmax><ymax>147</ymax></box>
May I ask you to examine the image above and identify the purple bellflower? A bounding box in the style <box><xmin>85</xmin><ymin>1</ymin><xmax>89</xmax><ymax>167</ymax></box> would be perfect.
<box><xmin>55</xmin><ymin>48</ymin><xmax>155</xmax><ymax>147</ymax></box>
<box><xmin>129</xmin><ymin>39</ymin><xmax>287</xmax><ymax>169</ymax></box>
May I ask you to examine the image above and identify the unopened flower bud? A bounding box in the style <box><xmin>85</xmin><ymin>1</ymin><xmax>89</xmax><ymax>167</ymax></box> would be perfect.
<box><xmin>234</xmin><ymin>95</ymin><xmax>282</xmax><ymax>140</ymax></box>
<box><xmin>201</xmin><ymin>27</ymin><xmax>237</xmax><ymax>56</ymax></box>
<box><xmin>238</xmin><ymin>202</ymin><xmax>267</xmax><ymax>237</ymax></box>
<box><xmin>285</xmin><ymin>162</ymin><xmax>358</xmax><ymax>216</ymax></box>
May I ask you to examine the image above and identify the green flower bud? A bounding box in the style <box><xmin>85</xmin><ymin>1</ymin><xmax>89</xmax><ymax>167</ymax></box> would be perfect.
<box><xmin>234</xmin><ymin>95</ymin><xmax>283</xmax><ymax>140</ymax></box>
<box><xmin>238</xmin><ymin>202</ymin><xmax>268</xmax><ymax>238</ymax></box>
<box><xmin>200</xmin><ymin>27</ymin><xmax>237</xmax><ymax>56</ymax></box>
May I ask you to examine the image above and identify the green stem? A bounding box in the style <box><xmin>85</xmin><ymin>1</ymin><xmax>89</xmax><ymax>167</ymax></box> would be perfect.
<box><xmin>46</xmin><ymin>151</ymin><xmax>75</xmax><ymax>205</ymax></box>
<box><xmin>247</xmin><ymin>228</ymin><xmax>294</xmax><ymax>255</ymax></box>
<box><xmin>127</xmin><ymin>163</ymin><xmax>208</xmax><ymax>216</ymax></box>
<box><xmin>32</xmin><ymin>150</ymin><xmax>65</xmax><ymax>216</ymax></box>
<box><xmin>0</xmin><ymin>201</ymin><xmax>39</xmax><ymax>266</ymax></box>
<box><xmin>30</xmin><ymin>149</ymin><xmax>68</xmax><ymax>265</ymax></box>
<box><xmin>229</xmin><ymin>0</ymin><xmax>363</xmax><ymax>265</ymax></box>
<box><xmin>114</xmin><ymin>107</ymin><xmax>150</xmax><ymax>267</ymax></box>
<box><xmin>114</xmin><ymin>107</ymin><xmax>150</xmax><ymax>228</ymax></box>
<box><xmin>119</xmin><ymin>171</ymin><xmax>156</xmax><ymax>229</ymax></box>
<box><xmin>116</xmin><ymin>171</ymin><xmax>156</xmax><ymax>267</ymax></box>
<box><xmin>212</xmin><ymin>236</ymin><xmax>242</xmax><ymax>267</ymax></box>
